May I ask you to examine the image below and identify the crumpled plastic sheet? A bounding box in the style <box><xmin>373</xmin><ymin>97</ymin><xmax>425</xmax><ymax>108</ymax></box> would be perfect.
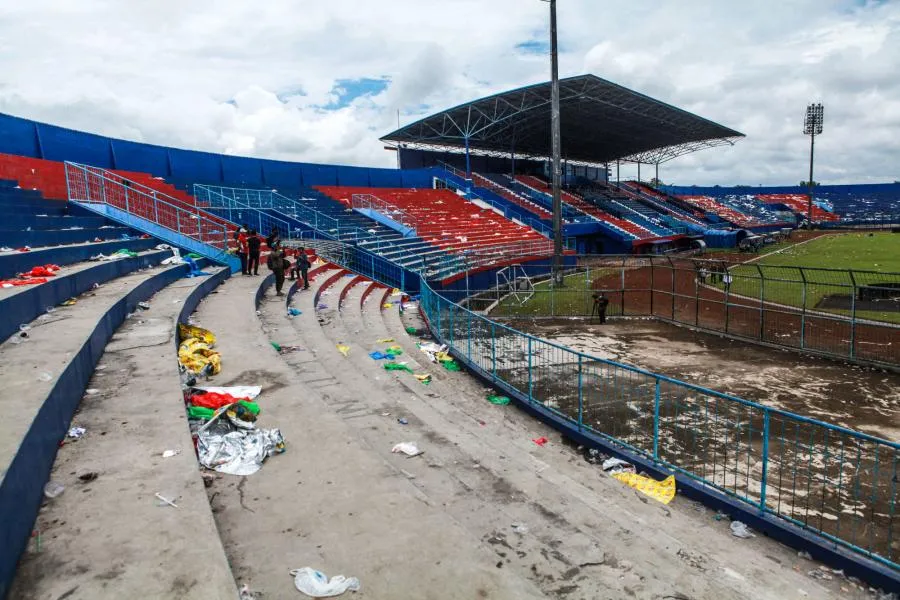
<box><xmin>291</xmin><ymin>567</ymin><xmax>360</xmax><ymax>597</ymax></box>
<box><xmin>197</xmin><ymin>420</ymin><xmax>285</xmax><ymax>476</ymax></box>
<box><xmin>418</xmin><ymin>342</ymin><xmax>448</xmax><ymax>363</ymax></box>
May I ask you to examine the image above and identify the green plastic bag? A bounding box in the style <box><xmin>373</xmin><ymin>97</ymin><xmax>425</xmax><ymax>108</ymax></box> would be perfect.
<box><xmin>487</xmin><ymin>394</ymin><xmax>510</xmax><ymax>405</ymax></box>
<box><xmin>441</xmin><ymin>360</ymin><xmax>461</xmax><ymax>372</ymax></box>
<box><xmin>187</xmin><ymin>405</ymin><xmax>215</xmax><ymax>420</ymax></box>
<box><xmin>405</xmin><ymin>326</ymin><xmax>418</xmax><ymax>335</ymax></box>
<box><xmin>270</xmin><ymin>341</ymin><xmax>282</xmax><ymax>352</ymax></box>
<box><xmin>238</xmin><ymin>400</ymin><xmax>260</xmax><ymax>415</ymax></box>
<box><xmin>384</xmin><ymin>362</ymin><xmax>414</xmax><ymax>374</ymax></box>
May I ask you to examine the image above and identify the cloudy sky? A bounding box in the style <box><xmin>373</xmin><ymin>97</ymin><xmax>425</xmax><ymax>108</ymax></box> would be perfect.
<box><xmin>0</xmin><ymin>0</ymin><xmax>897</xmax><ymax>185</ymax></box>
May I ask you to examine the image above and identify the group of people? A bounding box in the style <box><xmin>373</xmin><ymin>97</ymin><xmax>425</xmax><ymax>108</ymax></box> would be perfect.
<box><xmin>234</xmin><ymin>225</ymin><xmax>311</xmax><ymax>296</ymax></box>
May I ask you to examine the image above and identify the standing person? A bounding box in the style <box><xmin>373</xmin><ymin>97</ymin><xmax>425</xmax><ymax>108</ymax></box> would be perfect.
<box><xmin>294</xmin><ymin>246</ymin><xmax>311</xmax><ymax>290</ymax></box>
<box><xmin>591</xmin><ymin>292</ymin><xmax>610</xmax><ymax>324</ymax></box>
<box><xmin>235</xmin><ymin>224</ymin><xmax>249</xmax><ymax>276</ymax></box>
<box><xmin>247</xmin><ymin>229</ymin><xmax>262</xmax><ymax>276</ymax></box>
<box><xmin>265</xmin><ymin>226</ymin><xmax>280</xmax><ymax>250</ymax></box>
<box><xmin>723</xmin><ymin>271</ymin><xmax>733</xmax><ymax>293</ymax></box>
<box><xmin>267</xmin><ymin>242</ymin><xmax>287</xmax><ymax>296</ymax></box>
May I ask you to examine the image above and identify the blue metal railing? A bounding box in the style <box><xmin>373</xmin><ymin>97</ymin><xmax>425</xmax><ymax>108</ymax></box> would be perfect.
<box><xmin>418</xmin><ymin>277</ymin><xmax>900</xmax><ymax>571</ymax></box>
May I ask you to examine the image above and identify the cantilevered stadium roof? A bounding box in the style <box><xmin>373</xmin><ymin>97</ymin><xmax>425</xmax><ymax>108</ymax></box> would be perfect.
<box><xmin>381</xmin><ymin>74</ymin><xmax>744</xmax><ymax>165</ymax></box>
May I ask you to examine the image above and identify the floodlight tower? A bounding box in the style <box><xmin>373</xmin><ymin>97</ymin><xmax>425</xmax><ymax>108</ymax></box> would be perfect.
<box><xmin>803</xmin><ymin>103</ymin><xmax>824</xmax><ymax>226</ymax></box>
<box><xmin>545</xmin><ymin>0</ymin><xmax>563</xmax><ymax>284</ymax></box>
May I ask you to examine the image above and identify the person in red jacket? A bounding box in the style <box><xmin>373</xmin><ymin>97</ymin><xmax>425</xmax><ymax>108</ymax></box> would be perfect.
<box><xmin>235</xmin><ymin>223</ymin><xmax>249</xmax><ymax>275</ymax></box>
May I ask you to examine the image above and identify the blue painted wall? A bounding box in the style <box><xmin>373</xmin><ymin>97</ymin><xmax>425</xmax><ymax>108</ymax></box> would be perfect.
<box><xmin>0</xmin><ymin>112</ymin><xmax>436</xmax><ymax>190</ymax></box>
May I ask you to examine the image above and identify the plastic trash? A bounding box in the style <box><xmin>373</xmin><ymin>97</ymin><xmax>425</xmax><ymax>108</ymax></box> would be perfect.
<box><xmin>487</xmin><ymin>394</ymin><xmax>510</xmax><ymax>405</ymax></box>
<box><xmin>601</xmin><ymin>457</ymin><xmax>634</xmax><ymax>473</ymax></box>
<box><xmin>397</xmin><ymin>417</ymin><xmax>408</xmax><ymax>425</ymax></box>
<box><xmin>336</xmin><ymin>344</ymin><xmax>350</xmax><ymax>357</ymax></box>
<box><xmin>19</xmin><ymin>324</ymin><xmax>31</xmax><ymax>332</ymax></box>
<box><xmin>84</xmin><ymin>388</ymin><xmax>99</xmax><ymax>396</ymax></box>
<box><xmin>162</xmin><ymin>450</ymin><xmax>180</xmax><ymax>458</ymax></box>
<box><xmin>43</xmin><ymin>481</ymin><xmax>65</xmax><ymax>499</ymax></box>
<box><xmin>405</xmin><ymin>326</ymin><xmax>418</xmax><ymax>335</ymax></box>
<box><xmin>137</xmin><ymin>301</ymin><xmax>150</xmax><ymax>310</ymax></box>
<box><xmin>512</xmin><ymin>524</ymin><xmax>529</xmax><ymax>535</ymax></box>
<box><xmin>612</xmin><ymin>472</ymin><xmax>677</xmax><ymax>504</ymax></box>
<box><xmin>288</xmin><ymin>307</ymin><xmax>302</xmax><ymax>316</ymax></box>
<box><xmin>67</xmin><ymin>427</ymin><xmax>86</xmax><ymax>439</ymax></box>
<box><xmin>384</xmin><ymin>363</ymin><xmax>413</xmax><ymax>373</ymax></box>
<box><xmin>532</xmin><ymin>437</ymin><xmax>549</xmax><ymax>446</ymax></box>
<box><xmin>369</xmin><ymin>351</ymin><xmax>393</xmax><ymax>360</ymax></box>
<box><xmin>155</xmin><ymin>493</ymin><xmax>179</xmax><ymax>508</ymax></box>
<box><xmin>414</xmin><ymin>373</ymin><xmax>431</xmax><ymax>385</ymax></box>
<box><xmin>376</xmin><ymin>338</ymin><xmax>394</xmax><ymax>343</ymax></box>
<box><xmin>37</xmin><ymin>372</ymin><xmax>53</xmax><ymax>382</ymax></box>
<box><xmin>730</xmin><ymin>521</ymin><xmax>755</xmax><ymax>538</ymax></box>
<box><xmin>290</xmin><ymin>567</ymin><xmax>360</xmax><ymax>597</ymax></box>
<box><xmin>391</xmin><ymin>442</ymin><xmax>422</xmax><ymax>457</ymax></box>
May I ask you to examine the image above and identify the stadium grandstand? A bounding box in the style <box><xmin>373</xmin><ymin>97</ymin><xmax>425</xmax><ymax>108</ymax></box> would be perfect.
<box><xmin>1</xmin><ymin>66</ymin><xmax>899</xmax><ymax>600</ymax></box>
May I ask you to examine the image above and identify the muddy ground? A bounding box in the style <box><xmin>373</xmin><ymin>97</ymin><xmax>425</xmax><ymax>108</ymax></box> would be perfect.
<box><xmin>507</xmin><ymin>318</ymin><xmax>899</xmax><ymax>442</ymax></box>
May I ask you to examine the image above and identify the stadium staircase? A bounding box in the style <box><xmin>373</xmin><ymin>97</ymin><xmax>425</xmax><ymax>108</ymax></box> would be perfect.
<box><xmin>677</xmin><ymin>195</ymin><xmax>763</xmax><ymax>228</ymax></box>
<box><xmin>618</xmin><ymin>181</ymin><xmax>716</xmax><ymax>229</ymax></box>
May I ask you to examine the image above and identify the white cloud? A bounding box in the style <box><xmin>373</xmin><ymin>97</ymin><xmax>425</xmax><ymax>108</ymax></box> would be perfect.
<box><xmin>0</xmin><ymin>0</ymin><xmax>897</xmax><ymax>184</ymax></box>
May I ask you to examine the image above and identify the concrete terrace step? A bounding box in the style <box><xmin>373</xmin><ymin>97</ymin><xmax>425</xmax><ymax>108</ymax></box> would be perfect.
<box><xmin>269</xmin><ymin>270</ymin><xmax>852</xmax><ymax>599</ymax></box>
<box><xmin>194</xmin><ymin>272</ymin><xmax>542</xmax><ymax>599</ymax></box>
<box><xmin>0</xmin><ymin>227</ymin><xmax>138</xmax><ymax>248</ymax></box>
<box><xmin>0</xmin><ymin>238</ymin><xmax>159</xmax><ymax>279</ymax></box>
<box><xmin>0</xmin><ymin>249</ymin><xmax>172</xmax><ymax>341</ymax></box>
<box><xmin>0</xmin><ymin>260</ymin><xmax>231</xmax><ymax>599</ymax></box>
<box><xmin>0</xmin><ymin>216</ymin><xmax>107</xmax><ymax>230</ymax></box>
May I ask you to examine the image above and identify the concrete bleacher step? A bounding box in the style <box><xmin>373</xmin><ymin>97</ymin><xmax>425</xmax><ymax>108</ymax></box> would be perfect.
<box><xmin>0</xmin><ymin>215</ymin><xmax>107</xmax><ymax>230</ymax></box>
<box><xmin>0</xmin><ymin>259</ymin><xmax>232</xmax><ymax>598</ymax></box>
<box><xmin>0</xmin><ymin>238</ymin><xmax>159</xmax><ymax>279</ymax></box>
<box><xmin>0</xmin><ymin>227</ymin><xmax>138</xmax><ymax>249</ymax></box>
<box><xmin>188</xmin><ymin>272</ymin><xmax>542</xmax><ymax>599</ymax></box>
<box><xmin>0</xmin><ymin>248</ymin><xmax>172</xmax><ymax>342</ymax></box>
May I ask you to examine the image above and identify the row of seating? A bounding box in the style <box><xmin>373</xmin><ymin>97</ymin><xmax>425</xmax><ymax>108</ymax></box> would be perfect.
<box><xmin>757</xmin><ymin>194</ymin><xmax>841</xmax><ymax>222</ymax></box>
<box><xmin>470</xmin><ymin>173</ymin><xmax>553</xmax><ymax>220</ymax></box>
<box><xmin>316</xmin><ymin>186</ymin><xmax>553</xmax><ymax>269</ymax></box>
<box><xmin>677</xmin><ymin>195</ymin><xmax>763</xmax><ymax>228</ymax></box>
<box><xmin>513</xmin><ymin>174</ymin><xmax>661</xmax><ymax>239</ymax></box>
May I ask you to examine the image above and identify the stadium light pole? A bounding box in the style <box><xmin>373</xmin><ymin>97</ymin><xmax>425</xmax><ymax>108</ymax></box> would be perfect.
<box><xmin>546</xmin><ymin>0</ymin><xmax>564</xmax><ymax>285</ymax></box>
<box><xmin>803</xmin><ymin>103</ymin><xmax>824</xmax><ymax>226</ymax></box>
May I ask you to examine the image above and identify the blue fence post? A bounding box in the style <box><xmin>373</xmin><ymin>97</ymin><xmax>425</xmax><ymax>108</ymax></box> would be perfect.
<box><xmin>527</xmin><ymin>337</ymin><xmax>533</xmax><ymax>400</ymax></box>
<box><xmin>577</xmin><ymin>355</ymin><xmax>583</xmax><ymax>429</ymax></box>
<box><xmin>491</xmin><ymin>323</ymin><xmax>497</xmax><ymax>382</ymax></box>
<box><xmin>760</xmin><ymin>409</ymin><xmax>770</xmax><ymax>512</ymax></box>
<box><xmin>653</xmin><ymin>379</ymin><xmax>661</xmax><ymax>461</ymax></box>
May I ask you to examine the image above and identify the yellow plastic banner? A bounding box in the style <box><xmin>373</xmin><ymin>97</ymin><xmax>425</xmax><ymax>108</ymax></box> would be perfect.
<box><xmin>611</xmin><ymin>472</ymin><xmax>676</xmax><ymax>505</ymax></box>
<box><xmin>179</xmin><ymin>323</ymin><xmax>216</xmax><ymax>345</ymax></box>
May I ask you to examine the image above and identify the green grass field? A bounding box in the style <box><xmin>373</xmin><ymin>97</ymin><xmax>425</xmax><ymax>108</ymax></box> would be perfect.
<box><xmin>723</xmin><ymin>232</ymin><xmax>900</xmax><ymax>323</ymax></box>
<box><xmin>495</xmin><ymin>269</ymin><xmax>606</xmax><ymax>317</ymax></box>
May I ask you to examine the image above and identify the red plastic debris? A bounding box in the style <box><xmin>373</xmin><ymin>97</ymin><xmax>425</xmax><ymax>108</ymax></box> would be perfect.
<box><xmin>0</xmin><ymin>277</ymin><xmax>49</xmax><ymax>288</ymax></box>
<box><xmin>189</xmin><ymin>391</ymin><xmax>250</xmax><ymax>410</ymax></box>
<box><xmin>532</xmin><ymin>437</ymin><xmax>549</xmax><ymax>447</ymax></box>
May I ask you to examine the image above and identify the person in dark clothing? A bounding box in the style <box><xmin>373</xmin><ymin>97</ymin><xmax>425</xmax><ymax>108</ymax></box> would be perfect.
<box><xmin>592</xmin><ymin>292</ymin><xmax>610</xmax><ymax>324</ymax></box>
<box><xmin>247</xmin><ymin>230</ymin><xmax>262</xmax><ymax>275</ymax></box>
<box><xmin>291</xmin><ymin>246</ymin><xmax>311</xmax><ymax>290</ymax></box>
<box><xmin>265</xmin><ymin>227</ymin><xmax>280</xmax><ymax>250</ymax></box>
<box><xmin>267</xmin><ymin>243</ymin><xmax>287</xmax><ymax>296</ymax></box>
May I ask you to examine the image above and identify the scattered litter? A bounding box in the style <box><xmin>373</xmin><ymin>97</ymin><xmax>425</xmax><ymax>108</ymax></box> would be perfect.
<box><xmin>271</xmin><ymin>341</ymin><xmax>283</xmax><ymax>352</ymax></box>
<box><xmin>155</xmin><ymin>492</ymin><xmax>179</xmax><ymax>508</ymax></box>
<box><xmin>67</xmin><ymin>427</ymin><xmax>86</xmax><ymax>439</ymax></box>
<box><xmin>317</xmin><ymin>303</ymin><xmax>328</xmax><ymax>310</ymax></box>
<box><xmin>487</xmin><ymin>394</ymin><xmax>510</xmax><ymax>405</ymax></box>
<box><xmin>84</xmin><ymin>388</ymin><xmax>99</xmax><ymax>396</ymax></box>
<box><xmin>288</xmin><ymin>307</ymin><xmax>302</xmax><ymax>316</ymax></box>
<box><xmin>405</xmin><ymin>326</ymin><xmax>417</xmax><ymax>335</ymax></box>
<box><xmin>397</xmin><ymin>417</ymin><xmax>408</xmax><ymax>425</ymax></box>
<box><xmin>602</xmin><ymin>457</ymin><xmax>635</xmax><ymax>474</ymax></box>
<box><xmin>162</xmin><ymin>450</ymin><xmax>180</xmax><ymax>458</ymax></box>
<box><xmin>196</xmin><ymin>409</ymin><xmax>285</xmax><ymax>476</ymax></box>
<box><xmin>37</xmin><ymin>372</ymin><xmax>53</xmax><ymax>382</ymax></box>
<box><xmin>376</xmin><ymin>338</ymin><xmax>395</xmax><ymax>343</ymax></box>
<box><xmin>381</xmin><ymin>412</ymin><xmax>391</xmax><ymax>417</ymax></box>
<box><xmin>418</xmin><ymin>342</ymin><xmax>447</xmax><ymax>362</ymax></box>
<box><xmin>155</xmin><ymin>244</ymin><xmax>173</xmax><ymax>250</ymax></box>
<box><xmin>807</xmin><ymin>567</ymin><xmax>833</xmax><ymax>581</ymax></box>
<box><xmin>385</xmin><ymin>345</ymin><xmax>403</xmax><ymax>356</ymax></box>
<box><xmin>178</xmin><ymin>324</ymin><xmax>221</xmax><ymax>376</ymax></box>
<box><xmin>512</xmin><ymin>524</ymin><xmax>529</xmax><ymax>535</ymax></box>
<box><xmin>60</xmin><ymin>298</ymin><xmax>77</xmax><ymax>306</ymax></box>
<box><xmin>336</xmin><ymin>344</ymin><xmax>350</xmax><ymax>357</ymax></box>
<box><xmin>612</xmin><ymin>472</ymin><xmax>676</xmax><ymax>505</ymax></box>
<box><xmin>78</xmin><ymin>472</ymin><xmax>99</xmax><ymax>483</ymax></box>
<box><xmin>798</xmin><ymin>551</ymin><xmax>812</xmax><ymax>560</ymax></box>
<box><xmin>277</xmin><ymin>345</ymin><xmax>305</xmax><ymax>354</ymax></box>
<box><xmin>383</xmin><ymin>302</ymin><xmax>393</xmax><ymax>309</ymax></box>
<box><xmin>384</xmin><ymin>362</ymin><xmax>413</xmax><ymax>374</ymax></box>
<box><xmin>532</xmin><ymin>437</ymin><xmax>548</xmax><ymax>446</ymax></box>
<box><xmin>414</xmin><ymin>373</ymin><xmax>431</xmax><ymax>385</ymax></box>
<box><xmin>369</xmin><ymin>351</ymin><xmax>394</xmax><ymax>360</ymax></box>
<box><xmin>392</xmin><ymin>442</ymin><xmax>422</xmax><ymax>457</ymax></box>
<box><xmin>290</xmin><ymin>567</ymin><xmax>360</xmax><ymax>597</ymax></box>
<box><xmin>730</xmin><ymin>521</ymin><xmax>755</xmax><ymax>539</ymax></box>
<box><xmin>137</xmin><ymin>301</ymin><xmax>151</xmax><ymax>310</ymax></box>
<box><xmin>239</xmin><ymin>584</ymin><xmax>254</xmax><ymax>599</ymax></box>
<box><xmin>43</xmin><ymin>481</ymin><xmax>65</xmax><ymax>499</ymax></box>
